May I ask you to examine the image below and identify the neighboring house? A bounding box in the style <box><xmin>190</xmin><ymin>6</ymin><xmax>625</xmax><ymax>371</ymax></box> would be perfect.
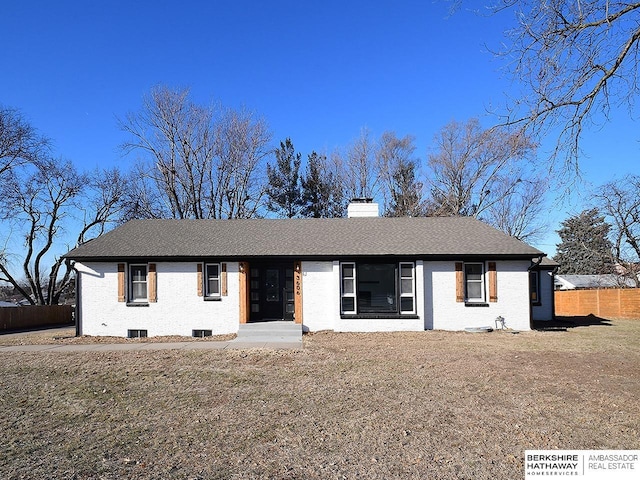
<box><xmin>530</xmin><ymin>256</ymin><xmax>558</xmax><ymax>322</ymax></box>
<box><xmin>555</xmin><ymin>274</ymin><xmax>638</xmax><ymax>290</ymax></box>
<box><xmin>64</xmin><ymin>201</ymin><xmax>550</xmax><ymax>337</ymax></box>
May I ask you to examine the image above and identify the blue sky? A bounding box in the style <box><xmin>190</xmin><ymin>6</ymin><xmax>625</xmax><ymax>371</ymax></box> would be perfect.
<box><xmin>2</xmin><ymin>0</ymin><xmax>638</xmax><ymax>256</ymax></box>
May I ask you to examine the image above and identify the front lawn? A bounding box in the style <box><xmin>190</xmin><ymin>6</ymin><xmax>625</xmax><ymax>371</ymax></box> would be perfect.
<box><xmin>2</xmin><ymin>320</ymin><xmax>639</xmax><ymax>479</ymax></box>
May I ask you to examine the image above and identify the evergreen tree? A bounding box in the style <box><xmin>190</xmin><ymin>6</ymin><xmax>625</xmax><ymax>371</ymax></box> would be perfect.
<box><xmin>384</xmin><ymin>159</ymin><xmax>425</xmax><ymax>217</ymax></box>
<box><xmin>554</xmin><ymin>208</ymin><xmax>615</xmax><ymax>275</ymax></box>
<box><xmin>301</xmin><ymin>151</ymin><xmax>344</xmax><ymax>218</ymax></box>
<box><xmin>265</xmin><ymin>138</ymin><xmax>303</xmax><ymax>218</ymax></box>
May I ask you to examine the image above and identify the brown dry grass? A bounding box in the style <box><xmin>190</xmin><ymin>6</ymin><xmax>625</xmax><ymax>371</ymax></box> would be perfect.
<box><xmin>1</xmin><ymin>320</ymin><xmax>639</xmax><ymax>479</ymax></box>
<box><xmin>0</xmin><ymin>327</ymin><xmax>235</xmax><ymax>345</ymax></box>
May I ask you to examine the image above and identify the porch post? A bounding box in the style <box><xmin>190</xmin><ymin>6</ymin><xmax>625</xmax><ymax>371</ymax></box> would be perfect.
<box><xmin>294</xmin><ymin>260</ymin><xmax>303</xmax><ymax>325</ymax></box>
<box><xmin>239</xmin><ymin>261</ymin><xmax>249</xmax><ymax>324</ymax></box>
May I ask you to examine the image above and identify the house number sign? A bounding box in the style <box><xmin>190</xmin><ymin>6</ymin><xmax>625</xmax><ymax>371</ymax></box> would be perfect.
<box><xmin>295</xmin><ymin>263</ymin><xmax>302</xmax><ymax>296</ymax></box>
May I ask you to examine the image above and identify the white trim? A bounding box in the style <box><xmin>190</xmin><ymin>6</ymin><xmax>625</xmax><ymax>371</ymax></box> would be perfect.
<box><xmin>464</xmin><ymin>262</ymin><xmax>485</xmax><ymax>303</ymax></box>
<box><xmin>399</xmin><ymin>262</ymin><xmax>416</xmax><ymax>314</ymax></box>
<box><xmin>340</xmin><ymin>262</ymin><xmax>357</xmax><ymax>314</ymax></box>
<box><xmin>340</xmin><ymin>261</ymin><xmax>417</xmax><ymax>315</ymax></box>
<box><xmin>205</xmin><ymin>263</ymin><xmax>222</xmax><ymax>298</ymax></box>
<box><xmin>129</xmin><ymin>264</ymin><xmax>148</xmax><ymax>302</ymax></box>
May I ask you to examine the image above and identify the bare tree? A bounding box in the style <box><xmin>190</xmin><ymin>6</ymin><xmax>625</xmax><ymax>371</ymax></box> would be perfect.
<box><xmin>494</xmin><ymin>1</ymin><xmax>640</xmax><ymax>170</ymax></box>
<box><xmin>596</xmin><ymin>175</ymin><xmax>640</xmax><ymax>286</ymax></box>
<box><xmin>337</xmin><ymin>128</ymin><xmax>380</xmax><ymax>201</ymax></box>
<box><xmin>0</xmin><ymin>160</ymin><xmax>125</xmax><ymax>305</ymax></box>
<box><xmin>75</xmin><ymin>167</ymin><xmax>129</xmax><ymax>245</ymax></box>
<box><xmin>210</xmin><ymin>106</ymin><xmax>271</xmax><ymax>219</ymax></box>
<box><xmin>425</xmin><ymin>119</ymin><xmax>548</xmax><ymax>239</ymax></box>
<box><xmin>121</xmin><ymin>163</ymin><xmax>170</xmax><ymax>220</ymax></box>
<box><xmin>426</xmin><ymin>119</ymin><xmax>536</xmax><ymax>214</ymax></box>
<box><xmin>119</xmin><ymin>86</ymin><xmax>216</xmax><ymax>219</ymax></box>
<box><xmin>120</xmin><ymin>86</ymin><xmax>271</xmax><ymax>219</ymax></box>
<box><xmin>484</xmin><ymin>176</ymin><xmax>549</xmax><ymax>242</ymax></box>
<box><xmin>0</xmin><ymin>106</ymin><xmax>49</xmax><ymax>178</ymax></box>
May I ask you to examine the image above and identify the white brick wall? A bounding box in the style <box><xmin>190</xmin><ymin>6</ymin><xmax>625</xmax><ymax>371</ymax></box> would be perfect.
<box><xmin>532</xmin><ymin>269</ymin><xmax>555</xmax><ymax>321</ymax></box>
<box><xmin>301</xmin><ymin>260</ymin><xmax>426</xmax><ymax>332</ymax></box>
<box><xmin>76</xmin><ymin>261</ymin><xmax>240</xmax><ymax>337</ymax></box>
<box><xmin>424</xmin><ymin>260</ymin><xmax>532</xmax><ymax>331</ymax></box>
<box><xmin>76</xmin><ymin>259</ymin><xmax>533</xmax><ymax>336</ymax></box>
<box><xmin>300</xmin><ymin>261</ymin><xmax>340</xmax><ymax>332</ymax></box>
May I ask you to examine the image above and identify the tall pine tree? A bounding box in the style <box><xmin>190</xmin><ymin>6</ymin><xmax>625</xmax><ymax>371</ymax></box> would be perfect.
<box><xmin>554</xmin><ymin>208</ymin><xmax>615</xmax><ymax>274</ymax></box>
<box><xmin>265</xmin><ymin>138</ymin><xmax>303</xmax><ymax>218</ymax></box>
<box><xmin>301</xmin><ymin>151</ymin><xmax>344</xmax><ymax>218</ymax></box>
<box><xmin>384</xmin><ymin>159</ymin><xmax>425</xmax><ymax>217</ymax></box>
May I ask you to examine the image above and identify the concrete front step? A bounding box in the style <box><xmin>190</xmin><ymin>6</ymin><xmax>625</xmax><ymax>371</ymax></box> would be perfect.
<box><xmin>234</xmin><ymin>321</ymin><xmax>302</xmax><ymax>345</ymax></box>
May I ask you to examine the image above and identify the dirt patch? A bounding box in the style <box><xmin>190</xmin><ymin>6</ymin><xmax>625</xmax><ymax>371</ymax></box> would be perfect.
<box><xmin>1</xmin><ymin>320</ymin><xmax>639</xmax><ymax>479</ymax></box>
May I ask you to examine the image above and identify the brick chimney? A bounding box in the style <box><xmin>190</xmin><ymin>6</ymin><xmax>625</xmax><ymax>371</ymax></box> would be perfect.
<box><xmin>347</xmin><ymin>198</ymin><xmax>379</xmax><ymax>217</ymax></box>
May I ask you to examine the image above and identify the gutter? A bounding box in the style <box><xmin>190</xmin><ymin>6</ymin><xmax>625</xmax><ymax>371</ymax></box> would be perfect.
<box><xmin>528</xmin><ymin>254</ymin><xmax>545</xmax><ymax>271</ymax></box>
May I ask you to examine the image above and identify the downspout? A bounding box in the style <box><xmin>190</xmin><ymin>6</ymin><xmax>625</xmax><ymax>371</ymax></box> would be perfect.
<box><xmin>66</xmin><ymin>259</ymin><xmax>81</xmax><ymax>337</ymax></box>
<box><xmin>528</xmin><ymin>255</ymin><xmax>545</xmax><ymax>329</ymax></box>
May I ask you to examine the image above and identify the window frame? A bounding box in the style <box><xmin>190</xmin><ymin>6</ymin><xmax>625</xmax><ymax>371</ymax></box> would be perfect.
<box><xmin>399</xmin><ymin>262</ymin><xmax>416</xmax><ymax>314</ymax></box>
<box><xmin>204</xmin><ymin>262</ymin><xmax>222</xmax><ymax>298</ymax></box>
<box><xmin>128</xmin><ymin>329</ymin><xmax>148</xmax><ymax>338</ymax></box>
<box><xmin>464</xmin><ymin>262</ymin><xmax>486</xmax><ymax>303</ymax></box>
<box><xmin>128</xmin><ymin>264</ymin><xmax>148</xmax><ymax>303</ymax></box>
<box><xmin>339</xmin><ymin>261</ymin><xmax>416</xmax><ymax>316</ymax></box>
<box><xmin>340</xmin><ymin>262</ymin><xmax>357</xmax><ymax>314</ymax></box>
<box><xmin>192</xmin><ymin>329</ymin><xmax>213</xmax><ymax>338</ymax></box>
<box><xmin>529</xmin><ymin>270</ymin><xmax>541</xmax><ymax>305</ymax></box>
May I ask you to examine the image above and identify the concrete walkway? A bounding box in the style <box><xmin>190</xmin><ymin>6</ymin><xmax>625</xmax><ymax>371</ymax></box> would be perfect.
<box><xmin>0</xmin><ymin>322</ymin><xmax>303</xmax><ymax>352</ymax></box>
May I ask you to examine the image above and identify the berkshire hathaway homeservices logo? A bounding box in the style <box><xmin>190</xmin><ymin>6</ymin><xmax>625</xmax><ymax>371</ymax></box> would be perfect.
<box><xmin>525</xmin><ymin>450</ymin><xmax>639</xmax><ymax>479</ymax></box>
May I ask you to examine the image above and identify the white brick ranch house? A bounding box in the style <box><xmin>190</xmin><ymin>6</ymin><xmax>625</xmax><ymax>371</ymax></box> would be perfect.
<box><xmin>64</xmin><ymin>203</ymin><xmax>552</xmax><ymax>337</ymax></box>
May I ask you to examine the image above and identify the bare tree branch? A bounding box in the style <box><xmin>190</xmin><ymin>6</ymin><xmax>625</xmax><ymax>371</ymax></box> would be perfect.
<box><xmin>595</xmin><ymin>175</ymin><xmax>640</xmax><ymax>286</ymax></box>
<box><xmin>493</xmin><ymin>1</ymin><xmax>640</xmax><ymax>171</ymax></box>
<box><xmin>0</xmin><ymin>106</ymin><xmax>49</xmax><ymax>178</ymax></box>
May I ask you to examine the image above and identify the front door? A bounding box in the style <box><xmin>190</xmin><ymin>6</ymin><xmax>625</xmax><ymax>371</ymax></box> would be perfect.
<box><xmin>249</xmin><ymin>263</ymin><xmax>295</xmax><ymax>321</ymax></box>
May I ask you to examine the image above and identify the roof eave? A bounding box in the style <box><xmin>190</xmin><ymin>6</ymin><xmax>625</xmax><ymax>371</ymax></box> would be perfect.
<box><xmin>66</xmin><ymin>252</ymin><xmax>544</xmax><ymax>262</ymax></box>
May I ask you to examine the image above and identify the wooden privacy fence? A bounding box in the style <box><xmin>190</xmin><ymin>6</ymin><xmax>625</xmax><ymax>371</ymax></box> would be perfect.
<box><xmin>0</xmin><ymin>305</ymin><xmax>74</xmax><ymax>332</ymax></box>
<box><xmin>555</xmin><ymin>289</ymin><xmax>640</xmax><ymax>319</ymax></box>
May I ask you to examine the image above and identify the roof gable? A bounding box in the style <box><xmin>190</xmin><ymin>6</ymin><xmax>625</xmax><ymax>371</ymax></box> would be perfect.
<box><xmin>65</xmin><ymin>217</ymin><xmax>545</xmax><ymax>260</ymax></box>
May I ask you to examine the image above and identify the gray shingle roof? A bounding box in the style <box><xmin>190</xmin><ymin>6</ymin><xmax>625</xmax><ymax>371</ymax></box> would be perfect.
<box><xmin>537</xmin><ymin>256</ymin><xmax>560</xmax><ymax>268</ymax></box>
<box><xmin>64</xmin><ymin>217</ymin><xmax>545</xmax><ymax>260</ymax></box>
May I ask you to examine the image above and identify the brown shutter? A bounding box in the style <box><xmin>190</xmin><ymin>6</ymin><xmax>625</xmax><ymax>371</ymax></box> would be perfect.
<box><xmin>294</xmin><ymin>261</ymin><xmax>303</xmax><ymax>325</ymax></box>
<box><xmin>197</xmin><ymin>263</ymin><xmax>203</xmax><ymax>297</ymax></box>
<box><xmin>239</xmin><ymin>262</ymin><xmax>249</xmax><ymax>324</ymax></box>
<box><xmin>148</xmin><ymin>263</ymin><xmax>157</xmax><ymax>303</ymax></box>
<box><xmin>488</xmin><ymin>262</ymin><xmax>497</xmax><ymax>303</ymax></box>
<box><xmin>455</xmin><ymin>262</ymin><xmax>464</xmax><ymax>302</ymax></box>
<box><xmin>221</xmin><ymin>263</ymin><xmax>228</xmax><ymax>296</ymax></box>
<box><xmin>117</xmin><ymin>263</ymin><xmax>126</xmax><ymax>302</ymax></box>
